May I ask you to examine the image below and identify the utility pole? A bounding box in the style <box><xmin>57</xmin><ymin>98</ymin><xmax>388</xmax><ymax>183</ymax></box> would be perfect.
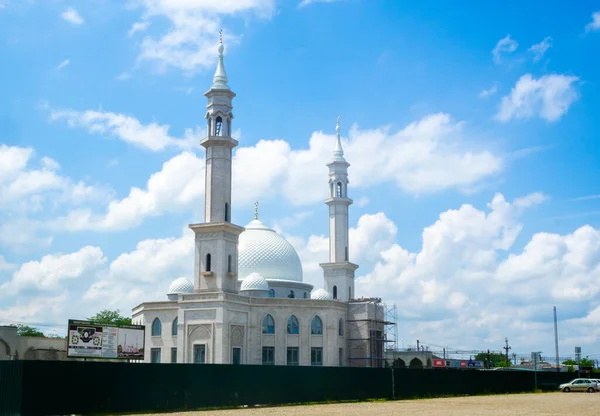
<box><xmin>503</xmin><ymin>337</ymin><xmax>511</xmax><ymax>366</ymax></box>
<box><xmin>487</xmin><ymin>349</ymin><xmax>491</xmax><ymax>369</ymax></box>
<box><xmin>553</xmin><ymin>306</ymin><xmax>560</xmax><ymax>372</ymax></box>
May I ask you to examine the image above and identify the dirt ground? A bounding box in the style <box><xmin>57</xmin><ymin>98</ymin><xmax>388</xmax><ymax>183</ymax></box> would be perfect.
<box><xmin>134</xmin><ymin>392</ymin><xmax>598</xmax><ymax>416</ymax></box>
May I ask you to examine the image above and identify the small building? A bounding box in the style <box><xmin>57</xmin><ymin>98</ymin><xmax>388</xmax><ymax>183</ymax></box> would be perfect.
<box><xmin>0</xmin><ymin>325</ymin><xmax>67</xmax><ymax>361</ymax></box>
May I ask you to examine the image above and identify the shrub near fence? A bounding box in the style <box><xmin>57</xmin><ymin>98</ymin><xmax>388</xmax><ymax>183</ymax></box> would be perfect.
<box><xmin>0</xmin><ymin>361</ymin><xmax>581</xmax><ymax>416</ymax></box>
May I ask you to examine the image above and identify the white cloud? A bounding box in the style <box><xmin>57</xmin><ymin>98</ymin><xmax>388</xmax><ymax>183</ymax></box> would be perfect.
<box><xmin>50</xmin><ymin>113</ymin><xmax>502</xmax><ymax>232</ymax></box>
<box><xmin>131</xmin><ymin>0</ymin><xmax>275</xmax><ymax>74</ymax></box>
<box><xmin>84</xmin><ymin>229</ymin><xmax>194</xmax><ymax>307</ymax></box>
<box><xmin>233</xmin><ymin>113</ymin><xmax>502</xmax><ymax>206</ymax></box>
<box><xmin>0</xmin><ymin>246</ymin><xmax>106</xmax><ymax>295</ymax></box>
<box><xmin>479</xmin><ymin>84</ymin><xmax>498</xmax><ymax>98</ymax></box>
<box><xmin>0</xmin><ymin>144</ymin><xmax>110</xmax><ymax>210</ymax></box>
<box><xmin>528</xmin><ymin>36</ymin><xmax>552</xmax><ymax>62</ymax></box>
<box><xmin>49</xmin><ymin>151</ymin><xmax>205</xmax><ymax>231</ymax></box>
<box><xmin>496</xmin><ymin>73</ymin><xmax>580</xmax><ymax>122</ymax></box>
<box><xmin>56</xmin><ymin>59</ymin><xmax>70</xmax><ymax>70</ymax></box>
<box><xmin>61</xmin><ymin>7</ymin><xmax>83</xmax><ymax>25</ymax></box>
<box><xmin>128</xmin><ymin>21</ymin><xmax>150</xmax><ymax>37</ymax></box>
<box><xmin>585</xmin><ymin>11</ymin><xmax>600</xmax><ymax>32</ymax></box>
<box><xmin>299</xmin><ymin>0</ymin><xmax>342</xmax><ymax>7</ymax></box>
<box><xmin>50</xmin><ymin>108</ymin><xmax>201</xmax><ymax>151</ymax></box>
<box><xmin>492</xmin><ymin>35</ymin><xmax>518</xmax><ymax>64</ymax></box>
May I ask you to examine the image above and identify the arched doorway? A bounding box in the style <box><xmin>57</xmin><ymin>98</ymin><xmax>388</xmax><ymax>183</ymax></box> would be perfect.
<box><xmin>393</xmin><ymin>358</ymin><xmax>406</xmax><ymax>368</ymax></box>
<box><xmin>409</xmin><ymin>358</ymin><xmax>423</xmax><ymax>369</ymax></box>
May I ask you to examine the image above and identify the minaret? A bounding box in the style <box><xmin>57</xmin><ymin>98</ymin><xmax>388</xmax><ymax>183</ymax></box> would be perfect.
<box><xmin>189</xmin><ymin>31</ymin><xmax>244</xmax><ymax>293</ymax></box>
<box><xmin>320</xmin><ymin>116</ymin><xmax>358</xmax><ymax>301</ymax></box>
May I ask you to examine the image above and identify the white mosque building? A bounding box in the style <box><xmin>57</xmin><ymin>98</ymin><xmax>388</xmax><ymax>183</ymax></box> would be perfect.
<box><xmin>132</xmin><ymin>37</ymin><xmax>386</xmax><ymax>367</ymax></box>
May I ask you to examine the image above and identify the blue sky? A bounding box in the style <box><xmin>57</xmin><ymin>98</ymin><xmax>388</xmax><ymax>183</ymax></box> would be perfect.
<box><xmin>1</xmin><ymin>0</ymin><xmax>600</xmax><ymax>359</ymax></box>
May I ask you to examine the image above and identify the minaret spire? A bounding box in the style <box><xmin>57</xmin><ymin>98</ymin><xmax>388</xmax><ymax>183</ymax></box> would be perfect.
<box><xmin>332</xmin><ymin>115</ymin><xmax>345</xmax><ymax>161</ymax></box>
<box><xmin>212</xmin><ymin>29</ymin><xmax>229</xmax><ymax>90</ymax></box>
<box><xmin>254</xmin><ymin>201</ymin><xmax>259</xmax><ymax>220</ymax></box>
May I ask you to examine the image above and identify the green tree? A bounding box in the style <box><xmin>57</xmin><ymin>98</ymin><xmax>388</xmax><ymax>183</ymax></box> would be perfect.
<box><xmin>17</xmin><ymin>324</ymin><xmax>45</xmax><ymax>337</ymax></box>
<box><xmin>87</xmin><ymin>309</ymin><xmax>132</xmax><ymax>326</ymax></box>
<box><xmin>475</xmin><ymin>352</ymin><xmax>511</xmax><ymax>368</ymax></box>
<box><xmin>563</xmin><ymin>357</ymin><xmax>595</xmax><ymax>367</ymax></box>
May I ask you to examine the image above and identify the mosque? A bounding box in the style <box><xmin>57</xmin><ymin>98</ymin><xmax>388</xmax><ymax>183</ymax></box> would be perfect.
<box><xmin>131</xmin><ymin>36</ymin><xmax>386</xmax><ymax>367</ymax></box>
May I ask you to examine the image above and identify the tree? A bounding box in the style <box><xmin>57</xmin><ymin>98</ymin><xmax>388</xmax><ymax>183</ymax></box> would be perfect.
<box><xmin>87</xmin><ymin>309</ymin><xmax>132</xmax><ymax>326</ymax></box>
<box><xmin>475</xmin><ymin>352</ymin><xmax>511</xmax><ymax>368</ymax></box>
<box><xmin>17</xmin><ymin>324</ymin><xmax>45</xmax><ymax>337</ymax></box>
<box><xmin>564</xmin><ymin>357</ymin><xmax>595</xmax><ymax>367</ymax></box>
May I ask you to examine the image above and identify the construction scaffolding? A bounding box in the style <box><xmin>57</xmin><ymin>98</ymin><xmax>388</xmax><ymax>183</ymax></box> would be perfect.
<box><xmin>346</xmin><ymin>298</ymin><xmax>396</xmax><ymax>368</ymax></box>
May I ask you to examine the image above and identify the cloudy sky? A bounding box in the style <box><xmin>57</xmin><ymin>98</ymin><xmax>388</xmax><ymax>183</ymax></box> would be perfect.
<box><xmin>1</xmin><ymin>0</ymin><xmax>599</xmax><ymax>359</ymax></box>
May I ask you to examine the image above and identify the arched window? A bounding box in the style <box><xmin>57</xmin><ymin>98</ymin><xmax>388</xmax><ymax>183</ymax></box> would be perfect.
<box><xmin>151</xmin><ymin>318</ymin><xmax>162</xmax><ymax>337</ymax></box>
<box><xmin>227</xmin><ymin>255</ymin><xmax>232</xmax><ymax>273</ymax></box>
<box><xmin>225</xmin><ymin>202</ymin><xmax>229</xmax><ymax>222</ymax></box>
<box><xmin>262</xmin><ymin>315</ymin><xmax>275</xmax><ymax>334</ymax></box>
<box><xmin>287</xmin><ymin>315</ymin><xmax>299</xmax><ymax>334</ymax></box>
<box><xmin>333</xmin><ymin>286</ymin><xmax>338</xmax><ymax>299</ymax></box>
<box><xmin>268</xmin><ymin>289</ymin><xmax>275</xmax><ymax>298</ymax></box>
<box><xmin>336</xmin><ymin>182</ymin><xmax>342</xmax><ymax>198</ymax></box>
<box><xmin>172</xmin><ymin>317</ymin><xmax>178</xmax><ymax>336</ymax></box>
<box><xmin>287</xmin><ymin>290</ymin><xmax>295</xmax><ymax>298</ymax></box>
<box><xmin>206</xmin><ymin>253</ymin><xmax>211</xmax><ymax>272</ymax></box>
<box><xmin>338</xmin><ymin>318</ymin><xmax>344</xmax><ymax>336</ymax></box>
<box><xmin>311</xmin><ymin>316</ymin><xmax>323</xmax><ymax>335</ymax></box>
<box><xmin>215</xmin><ymin>116</ymin><xmax>222</xmax><ymax>136</ymax></box>
<box><xmin>303</xmin><ymin>292</ymin><xmax>307</xmax><ymax>298</ymax></box>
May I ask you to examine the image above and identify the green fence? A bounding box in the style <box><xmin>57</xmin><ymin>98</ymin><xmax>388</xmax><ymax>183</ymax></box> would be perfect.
<box><xmin>0</xmin><ymin>361</ymin><xmax>579</xmax><ymax>416</ymax></box>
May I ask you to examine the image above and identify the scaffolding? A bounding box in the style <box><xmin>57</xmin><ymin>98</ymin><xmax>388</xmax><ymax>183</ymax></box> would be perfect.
<box><xmin>346</xmin><ymin>298</ymin><xmax>397</xmax><ymax>368</ymax></box>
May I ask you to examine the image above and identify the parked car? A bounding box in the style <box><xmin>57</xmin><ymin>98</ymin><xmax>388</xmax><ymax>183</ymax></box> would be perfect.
<box><xmin>559</xmin><ymin>378</ymin><xmax>599</xmax><ymax>393</ymax></box>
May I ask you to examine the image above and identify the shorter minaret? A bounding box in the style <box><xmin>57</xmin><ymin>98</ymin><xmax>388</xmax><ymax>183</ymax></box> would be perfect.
<box><xmin>320</xmin><ymin>116</ymin><xmax>358</xmax><ymax>301</ymax></box>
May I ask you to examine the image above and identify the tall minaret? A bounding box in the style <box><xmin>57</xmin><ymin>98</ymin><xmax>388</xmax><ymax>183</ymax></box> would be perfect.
<box><xmin>190</xmin><ymin>31</ymin><xmax>244</xmax><ymax>293</ymax></box>
<box><xmin>320</xmin><ymin>117</ymin><xmax>358</xmax><ymax>301</ymax></box>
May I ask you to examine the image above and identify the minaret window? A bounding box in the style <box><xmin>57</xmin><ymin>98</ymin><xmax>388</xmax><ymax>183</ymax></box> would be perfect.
<box><xmin>215</xmin><ymin>116</ymin><xmax>223</xmax><ymax>136</ymax></box>
<box><xmin>333</xmin><ymin>286</ymin><xmax>338</xmax><ymax>299</ymax></box>
<box><xmin>336</xmin><ymin>182</ymin><xmax>342</xmax><ymax>198</ymax></box>
<box><xmin>227</xmin><ymin>255</ymin><xmax>232</xmax><ymax>273</ymax></box>
<box><xmin>205</xmin><ymin>253</ymin><xmax>212</xmax><ymax>272</ymax></box>
<box><xmin>345</xmin><ymin>246</ymin><xmax>348</xmax><ymax>261</ymax></box>
<box><xmin>225</xmin><ymin>202</ymin><xmax>229</xmax><ymax>222</ymax></box>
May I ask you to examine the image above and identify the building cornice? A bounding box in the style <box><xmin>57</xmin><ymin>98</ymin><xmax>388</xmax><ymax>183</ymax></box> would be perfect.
<box><xmin>189</xmin><ymin>222</ymin><xmax>245</xmax><ymax>235</ymax></box>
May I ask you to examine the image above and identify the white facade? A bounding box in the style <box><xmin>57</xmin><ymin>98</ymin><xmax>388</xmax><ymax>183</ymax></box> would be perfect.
<box><xmin>132</xmin><ymin>37</ymin><xmax>386</xmax><ymax>367</ymax></box>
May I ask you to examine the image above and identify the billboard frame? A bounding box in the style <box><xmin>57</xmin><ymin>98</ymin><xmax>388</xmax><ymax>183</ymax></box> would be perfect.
<box><xmin>67</xmin><ymin>319</ymin><xmax>145</xmax><ymax>360</ymax></box>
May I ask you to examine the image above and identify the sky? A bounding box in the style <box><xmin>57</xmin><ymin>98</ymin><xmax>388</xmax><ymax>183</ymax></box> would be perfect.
<box><xmin>1</xmin><ymin>0</ymin><xmax>600</xmax><ymax>360</ymax></box>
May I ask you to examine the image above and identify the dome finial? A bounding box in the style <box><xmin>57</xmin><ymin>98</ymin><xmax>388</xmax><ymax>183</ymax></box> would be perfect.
<box><xmin>333</xmin><ymin>115</ymin><xmax>345</xmax><ymax>161</ymax></box>
<box><xmin>254</xmin><ymin>201</ymin><xmax>259</xmax><ymax>220</ymax></box>
<box><xmin>212</xmin><ymin>29</ymin><xmax>229</xmax><ymax>89</ymax></box>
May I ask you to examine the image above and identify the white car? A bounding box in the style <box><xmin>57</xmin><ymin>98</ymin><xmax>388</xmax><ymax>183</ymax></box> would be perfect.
<box><xmin>559</xmin><ymin>378</ymin><xmax>599</xmax><ymax>393</ymax></box>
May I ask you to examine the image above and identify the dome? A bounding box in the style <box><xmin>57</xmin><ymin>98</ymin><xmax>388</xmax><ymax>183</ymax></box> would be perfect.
<box><xmin>240</xmin><ymin>272</ymin><xmax>269</xmax><ymax>292</ymax></box>
<box><xmin>238</xmin><ymin>219</ymin><xmax>303</xmax><ymax>282</ymax></box>
<box><xmin>168</xmin><ymin>277</ymin><xmax>194</xmax><ymax>295</ymax></box>
<box><xmin>311</xmin><ymin>288</ymin><xmax>332</xmax><ymax>300</ymax></box>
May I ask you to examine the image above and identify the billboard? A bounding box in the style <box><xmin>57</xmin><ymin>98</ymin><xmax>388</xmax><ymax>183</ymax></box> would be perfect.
<box><xmin>67</xmin><ymin>319</ymin><xmax>145</xmax><ymax>359</ymax></box>
<box><xmin>432</xmin><ymin>358</ymin><xmax>484</xmax><ymax>369</ymax></box>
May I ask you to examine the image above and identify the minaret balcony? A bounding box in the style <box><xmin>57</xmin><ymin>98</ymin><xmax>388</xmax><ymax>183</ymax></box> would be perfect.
<box><xmin>324</xmin><ymin>197</ymin><xmax>353</xmax><ymax>206</ymax></box>
<box><xmin>200</xmin><ymin>136</ymin><xmax>238</xmax><ymax>149</ymax></box>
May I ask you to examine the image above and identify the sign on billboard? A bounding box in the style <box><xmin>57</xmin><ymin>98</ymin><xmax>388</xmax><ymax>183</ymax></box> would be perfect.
<box><xmin>67</xmin><ymin>319</ymin><xmax>145</xmax><ymax>359</ymax></box>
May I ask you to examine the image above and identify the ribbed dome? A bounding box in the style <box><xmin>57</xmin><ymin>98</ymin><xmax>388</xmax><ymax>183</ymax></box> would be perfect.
<box><xmin>238</xmin><ymin>219</ymin><xmax>303</xmax><ymax>282</ymax></box>
<box><xmin>168</xmin><ymin>277</ymin><xmax>194</xmax><ymax>295</ymax></box>
<box><xmin>240</xmin><ymin>272</ymin><xmax>269</xmax><ymax>291</ymax></box>
<box><xmin>311</xmin><ymin>288</ymin><xmax>332</xmax><ymax>300</ymax></box>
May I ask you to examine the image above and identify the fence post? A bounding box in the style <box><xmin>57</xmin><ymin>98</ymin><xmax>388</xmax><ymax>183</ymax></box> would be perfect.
<box><xmin>391</xmin><ymin>367</ymin><xmax>395</xmax><ymax>399</ymax></box>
